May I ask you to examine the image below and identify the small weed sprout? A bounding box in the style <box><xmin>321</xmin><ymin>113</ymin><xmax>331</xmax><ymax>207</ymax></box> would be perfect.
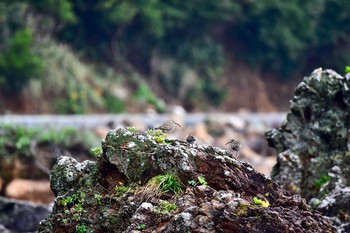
<box><xmin>115</xmin><ymin>182</ymin><xmax>130</xmax><ymax>197</ymax></box>
<box><xmin>188</xmin><ymin>179</ymin><xmax>197</xmax><ymax>187</ymax></box>
<box><xmin>60</xmin><ymin>192</ymin><xmax>86</xmax><ymax>222</ymax></box>
<box><xmin>61</xmin><ymin>196</ymin><xmax>74</xmax><ymax>207</ymax></box>
<box><xmin>253</xmin><ymin>197</ymin><xmax>270</xmax><ymax>207</ymax></box>
<box><xmin>94</xmin><ymin>194</ymin><xmax>102</xmax><ymax>205</ymax></box>
<box><xmin>197</xmin><ymin>176</ymin><xmax>208</xmax><ymax>186</ymax></box>
<box><xmin>76</xmin><ymin>224</ymin><xmax>88</xmax><ymax>233</ymax></box>
<box><xmin>315</xmin><ymin>175</ymin><xmax>331</xmax><ymax>189</ymax></box>
<box><xmin>62</xmin><ymin>218</ymin><xmax>70</xmax><ymax>225</ymax></box>
<box><xmin>91</xmin><ymin>147</ymin><xmax>103</xmax><ymax>158</ymax></box>
<box><xmin>345</xmin><ymin>66</ymin><xmax>350</xmax><ymax>74</ymax></box>
<box><xmin>126</xmin><ymin>127</ymin><xmax>138</xmax><ymax>133</ymax></box>
<box><xmin>146</xmin><ymin>129</ymin><xmax>167</xmax><ymax>143</ymax></box>
<box><xmin>156</xmin><ymin>200</ymin><xmax>178</xmax><ymax>214</ymax></box>
<box><xmin>137</xmin><ymin>224</ymin><xmax>147</xmax><ymax>230</ymax></box>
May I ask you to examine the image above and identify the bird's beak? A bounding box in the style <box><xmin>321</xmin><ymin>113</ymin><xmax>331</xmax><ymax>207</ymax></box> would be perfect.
<box><xmin>173</xmin><ymin>121</ymin><xmax>181</xmax><ymax>127</ymax></box>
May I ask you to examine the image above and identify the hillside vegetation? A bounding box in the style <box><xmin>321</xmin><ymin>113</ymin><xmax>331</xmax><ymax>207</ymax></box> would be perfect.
<box><xmin>1</xmin><ymin>1</ymin><xmax>349</xmax><ymax>113</ymax></box>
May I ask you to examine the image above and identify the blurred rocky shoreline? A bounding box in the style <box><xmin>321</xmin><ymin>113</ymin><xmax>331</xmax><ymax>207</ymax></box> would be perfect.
<box><xmin>0</xmin><ymin>112</ymin><xmax>283</xmax><ymax>202</ymax></box>
<box><xmin>0</xmin><ymin>112</ymin><xmax>283</xmax><ymax>232</ymax></box>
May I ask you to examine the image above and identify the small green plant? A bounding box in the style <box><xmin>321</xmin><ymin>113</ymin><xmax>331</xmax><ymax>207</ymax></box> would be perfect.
<box><xmin>94</xmin><ymin>194</ymin><xmax>102</xmax><ymax>205</ymax></box>
<box><xmin>76</xmin><ymin>224</ymin><xmax>88</xmax><ymax>233</ymax></box>
<box><xmin>62</xmin><ymin>218</ymin><xmax>70</xmax><ymax>225</ymax></box>
<box><xmin>345</xmin><ymin>66</ymin><xmax>350</xmax><ymax>74</ymax></box>
<box><xmin>126</xmin><ymin>127</ymin><xmax>138</xmax><ymax>133</ymax></box>
<box><xmin>60</xmin><ymin>192</ymin><xmax>86</xmax><ymax>222</ymax></box>
<box><xmin>197</xmin><ymin>176</ymin><xmax>208</xmax><ymax>186</ymax></box>
<box><xmin>115</xmin><ymin>182</ymin><xmax>130</xmax><ymax>197</ymax></box>
<box><xmin>146</xmin><ymin>129</ymin><xmax>167</xmax><ymax>143</ymax></box>
<box><xmin>136</xmin><ymin>224</ymin><xmax>147</xmax><ymax>230</ymax></box>
<box><xmin>188</xmin><ymin>179</ymin><xmax>197</xmax><ymax>187</ymax></box>
<box><xmin>315</xmin><ymin>175</ymin><xmax>331</xmax><ymax>189</ymax></box>
<box><xmin>146</xmin><ymin>173</ymin><xmax>184</xmax><ymax>197</ymax></box>
<box><xmin>61</xmin><ymin>196</ymin><xmax>74</xmax><ymax>206</ymax></box>
<box><xmin>187</xmin><ymin>176</ymin><xmax>208</xmax><ymax>187</ymax></box>
<box><xmin>156</xmin><ymin>200</ymin><xmax>178</xmax><ymax>214</ymax></box>
<box><xmin>253</xmin><ymin>197</ymin><xmax>270</xmax><ymax>207</ymax></box>
<box><xmin>91</xmin><ymin>147</ymin><xmax>103</xmax><ymax>158</ymax></box>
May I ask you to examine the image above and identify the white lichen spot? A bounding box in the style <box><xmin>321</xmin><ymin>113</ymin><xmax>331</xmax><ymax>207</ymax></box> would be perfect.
<box><xmin>218</xmin><ymin>192</ymin><xmax>233</xmax><ymax>200</ymax></box>
<box><xmin>311</xmin><ymin>68</ymin><xmax>322</xmax><ymax>81</ymax></box>
<box><xmin>57</xmin><ymin>156</ymin><xmax>73</xmax><ymax>166</ymax></box>
<box><xmin>122</xmin><ymin>131</ymin><xmax>132</xmax><ymax>137</ymax></box>
<box><xmin>75</xmin><ymin>162</ymin><xmax>86</xmax><ymax>172</ymax></box>
<box><xmin>140</xmin><ymin>202</ymin><xmax>154</xmax><ymax>210</ymax></box>
<box><xmin>66</xmin><ymin>171</ymin><xmax>75</xmax><ymax>181</ymax></box>
<box><xmin>108</xmin><ymin>130</ymin><xmax>117</xmax><ymax>136</ymax></box>
<box><xmin>224</xmin><ymin>170</ymin><xmax>231</xmax><ymax>176</ymax></box>
<box><xmin>136</xmin><ymin>135</ymin><xmax>146</xmax><ymax>142</ymax></box>
<box><xmin>214</xmin><ymin>155</ymin><xmax>226</xmax><ymax>163</ymax></box>
<box><xmin>128</xmin><ymin>141</ymin><xmax>136</xmax><ymax>148</ymax></box>
<box><xmin>182</xmin><ymin>153</ymin><xmax>188</xmax><ymax>159</ymax></box>
<box><xmin>180</xmin><ymin>161</ymin><xmax>191</xmax><ymax>171</ymax></box>
<box><xmin>225</xmin><ymin>156</ymin><xmax>237</xmax><ymax>164</ymax></box>
<box><xmin>179</xmin><ymin>212</ymin><xmax>192</xmax><ymax>226</ymax></box>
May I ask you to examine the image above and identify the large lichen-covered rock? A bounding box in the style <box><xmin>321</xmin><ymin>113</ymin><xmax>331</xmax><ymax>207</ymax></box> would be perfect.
<box><xmin>39</xmin><ymin>127</ymin><xmax>335</xmax><ymax>232</ymax></box>
<box><xmin>265</xmin><ymin>68</ymin><xmax>350</xmax><ymax>231</ymax></box>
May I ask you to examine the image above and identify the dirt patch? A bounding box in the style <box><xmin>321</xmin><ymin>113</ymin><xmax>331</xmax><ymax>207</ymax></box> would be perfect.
<box><xmin>221</xmin><ymin>60</ymin><xmax>297</xmax><ymax>112</ymax></box>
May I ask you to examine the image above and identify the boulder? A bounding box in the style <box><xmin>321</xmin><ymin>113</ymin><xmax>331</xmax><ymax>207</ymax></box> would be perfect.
<box><xmin>265</xmin><ymin>68</ymin><xmax>350</xmax><ymax>231</ymax></box>
<box><xmin>39</xmin><ymin>127</ymin><xmax>335</xmax><ymax>232</ymax></box>
<box><xmin>0</xmin><ymin>196</ymin><xmax>51</xmax><ymax>232</ymax></box>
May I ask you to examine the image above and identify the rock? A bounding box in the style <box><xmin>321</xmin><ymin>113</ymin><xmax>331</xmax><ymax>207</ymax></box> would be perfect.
<box><xmin>5</xmin><ymin>179</ymin><xmax>54</xmax><ymax>204</ymax></box>
<box><xmin>0</xmin><ymin>224</ymin><xmax>13</xmax><ymax>233</ymax></box>
<box><xmin>318</xmin><ymin>186</ymin><xmax>350</xmax><ymax>226</ymax></box>
<box><xmin>0</xmin><ymin>196</ymin><xmax>51</xmax><ymax>233</ymax></box>
<box><xmin>38</xmin><ymin>127</ymin><xmax>335</xmax><ymax>232</ymax></box>
<box><xmin>265</xmin><ymin>68</ymin><xmax>350</xmax><ymax>231</ymax></box>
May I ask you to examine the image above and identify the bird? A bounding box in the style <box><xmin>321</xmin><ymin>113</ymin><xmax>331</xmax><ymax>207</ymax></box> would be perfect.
<box><xmin>225</xmin><ymin>139</ymin><xmax>242</xmax><ymax>156</ymax></box>
<box><xmin>154</xmin><ymin>120</ymin><xmax>181</xmax><ymax>133</ymax></box>
<box><xmin>186</xmin><ymin>135</ymin><xmax>196</xmax><ymax>144</ymax></box>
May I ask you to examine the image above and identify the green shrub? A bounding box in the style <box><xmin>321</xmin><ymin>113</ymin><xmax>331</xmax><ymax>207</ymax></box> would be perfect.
<box><xmin>135</xmin><ymin>83</ymin><xmax>165</xmax><ymax>112</ymax></box>
<box><xmin>0</xmin><ymin>28</ymin><xmax>44</xmax><ymax>93</ymax></box>
<box><xmin>146</xmin><ymin>173</ymin><xmax>184</xmax><ymax>196</ymax></box>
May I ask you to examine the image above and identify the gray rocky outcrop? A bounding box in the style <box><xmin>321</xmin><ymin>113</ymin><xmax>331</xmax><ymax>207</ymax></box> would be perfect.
<box><xmin>265</xmin><ymin>68</ymin><xmax>350</xmax><ymax>231</ymax></box>
<box><xmin>38</xmin><ymin>127</ymin><xmax>335</xmax><ymax>232</ymax></box>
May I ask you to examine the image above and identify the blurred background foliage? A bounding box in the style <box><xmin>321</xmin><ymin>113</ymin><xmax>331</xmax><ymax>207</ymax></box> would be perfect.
<box><xmin>0</xmin><ymin>0</ymin><xmax>349</xmax><ymax>112</ymax></box>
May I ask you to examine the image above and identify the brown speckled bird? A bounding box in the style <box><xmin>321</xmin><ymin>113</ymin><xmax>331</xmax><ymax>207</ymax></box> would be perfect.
<box><xmin>225</xmin><ymin>139</ymin><xmax>242</xmax><ymax>156</ymax></box>
<box><xmin>155</xmin><ymin>120</ymin><xmax>181</xmax><ymax>133</ymax></box>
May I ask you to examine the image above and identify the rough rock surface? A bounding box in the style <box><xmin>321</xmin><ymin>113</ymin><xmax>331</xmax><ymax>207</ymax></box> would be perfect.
<box><xmin>38</xmin><ymin>127</ymin><xmax>335</xmax><ymax>232</ymax></box>
<box><xmin>0</xmin><ymin>196</ymin><xmax>51</xmax><ymax>232</ymax></box>
<box><xmin>265</xmin><ymin>68</ymin><xmax>350</xmax><ymax>231</ymax></box>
